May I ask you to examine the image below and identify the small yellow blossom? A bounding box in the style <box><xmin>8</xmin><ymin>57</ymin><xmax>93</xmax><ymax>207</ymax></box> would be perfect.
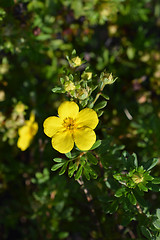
<box><xmin>108</xmin><ymin>25</ymin><xmax>118</xmax><ymax>36</ymax></box>
<box><xmin>17</xmin><ymin>113</ymin><xmax>38</xmax><ymax>151</ymax></box>
<box><xmin>70</xmin><ymin>56</ymin><xmax>82</xmax><ymax>67</ymax></box>
<box><xmin>43</xmin><ymin>101</ymin><xmax>99</xmax><ymax>153</ymax></box>
<box><xmin>81</xmin><ymin>72</ymin><xmax>92</xmax><ymax>80</ymax></box>
<box><xmin>15</xmin><ymin>102</ymin><xmax>26</xmax><ymax>114</ymax></box>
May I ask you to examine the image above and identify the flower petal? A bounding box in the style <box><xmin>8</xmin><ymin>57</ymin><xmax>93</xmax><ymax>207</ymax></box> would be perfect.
<box><xmin>51</xmin><ymin>130</ymin><xmax>74</xmax><ymax>153</ymax></box>
<box><xmin>17</xmin><ymin>133</ymin><xmax>32</xmax><ymax>151</ymax></box>
<box><xmin>58</xmin><ymin>101</ymin><xmax>79</xmax><ymax>120</ymax></box>
<box><xmin>29</xmin><ymin>112</ymin><xmax>35</xmax><ymax>123</ymax></box>
<box><xmin>18</xmin><ymin>125</ymin><xmax>30</xmax><ymax>136</ymax></box>
<box><xmin>32</xmin><ymin>122</ymin><xmax>38</xmax><ymax>135</ymax></box>
<box><xmin>74</xmin><ymin>127</ymin><xmax>96</xmax><ymax>151</ymax></box>
<box><xmin>43</xmin><ymin>116</ymin><xmax>63</xmax><ymax>138</ymax></box>
<box><xmin>76</xmin><ymin>108</ymin><xmax>99</xmax><ymax>129</ymax></box>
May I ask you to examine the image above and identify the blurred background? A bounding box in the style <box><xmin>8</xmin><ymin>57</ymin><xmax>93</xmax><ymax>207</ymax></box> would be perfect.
<box><xmin>0</xmin><ymin>0</ymin><xmax>160</xmax><ymax>239</ymax></box>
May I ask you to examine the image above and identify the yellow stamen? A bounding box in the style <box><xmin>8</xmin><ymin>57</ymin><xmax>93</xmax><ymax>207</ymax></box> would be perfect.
<box><xmin>63</xmin><ymin>117</ymin><xmax>77</xmax><ymax>131</ymax></box>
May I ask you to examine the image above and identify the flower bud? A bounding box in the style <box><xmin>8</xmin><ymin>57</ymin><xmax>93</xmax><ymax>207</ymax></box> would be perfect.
<box><xmin>64</xmin><ymin>81</ymin><xmax>76</xmax><ymax>91</ymax></box>
<box><xmin>100</xmin><ymin>72</ymin><xmax>116</xmax><ymax>85</ymax></box>
<box><xmin>76</xmin><ymin>87</ymin><xmax>89</xmax><ymax>100</ymax></box>
<box><xmin>15</xmin><ymin>102</ymin><xmax>26</xmax><ymax>114</ymax></box>
<box><xmin>70</xmin><ymin>56</ymin><xmax>82</xmax><ymax>67</ymax></box>
<box><xmin>81</xmin><ymin>72</ymin><xmax>92</xmax><ymax>80</ymax></box>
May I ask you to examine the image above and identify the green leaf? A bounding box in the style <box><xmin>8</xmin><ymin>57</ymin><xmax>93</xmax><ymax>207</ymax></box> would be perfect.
<box><xmin>43</xmin><ymin>168</ymin><xmax>49</xmax><ymax>176</ymax></box>
<box><xmin>124</xmin><ymin>152</ymin><xmax>138</xmax><ymax>170</ymax></box>
<box><xmin>88</xmin><ymin>167</ymin><xmax>98</xmax><ymax>179</ymax></box>
<box><xmin>133</xmin><ymin>189</ymin><xmax>147</xmax><ymax>207</ymax></box>
<box><xmin>156</xmin><ymin>234</ymin><xmax>160</xmax><ymax>240</ymax></box>
<box><xmin>115</xmin><ymin>188</ymin><xmax>125</xmax><ymax>197</ymax></box>
<box><xmin>113</xmin><ymin>174</ymin><xmax>122</xmax><ymax>181</ymax></box>
<box><xmin>59</xmin><ymin>162</ymin><xmax>68</xmax><ymax>175</ymax></box>
<box><xmin>153</xmin><ymin>219</ymin><xmax>160</xmax><ymax>230</ymax></box>
<box><xmin>74</xmin><ymin>166</ymin><xmax>83</xmax><ymax>180</ymax></box>
<box><xmin>100</xmin><ymin>93</ymin><xmax>110</xmax><ymax>100</ymax></box>
<box><xmin>94</xmin><ymin>101</ymin><xmax>107</xmax><ymax>111</ymax></box>
<box><xmin>121</xmin><ymin>214</ymin><xmax>134</xmax><ymax>226</ymax></box>
<box><xmin>53</xmin><ymin>158</ymin><xmax>64</xmax><ymax>163</ymax></box>
<box><xmin>138</xmin><ymin>183</ymin><xmax>148</xmax><ymax>192</ymax></box>
<box><xmin>51</xmin><ymin>163</ymin><xmax>65</xmax><ymax>171</ymax></box>
<box><xmin>131</xmin><ymin>153</ymin><xmax>138</xmax><ymax>168</ymax></box>
<box><xmin>35</xmin><ymin>172</ymin><xmax>42</xmax><ymax>179</ymax></box>
<box><xmin>52</xmin><ymin>87</ymin><xmax>62</xmax><ymax>93</ymax></box>
<box><xmin>68</xmin><ymin>161</ymin><xmax>74</xmax><ymax>169</ymax></box>
<box><xmin>147</xmin><ymin>183</ymin><xmax>160</xmax><ymax>192</ymax></box>
<box><xmin>87</xmin><ymin>152</ymin><xmax>98</xmax><ymax>165</ymax></box>
<box><xmin>65</xmin><ymin>152</ymin><xmax>72</xmax><ymax>159</ymax></box>
<box><xmin>152</xmin><ymin>177</ymin><xmax>160</xmax><ymax>184</ymax></box>
<box><xmin>60</xmin><ymin>78</ymin><xmax>64</xmax><ymax>85</ymax></box>
<box><xmin>68</xmin><ymin>162</ymin><xmax>78</xmax><ymax>178</ymax></box>
<box><xmin>127</xmin><ymin>47</ymin><xmax>135</xmax><ymax>60</ymax></box>
<box><xmin>58</xmin><ymin>231</ymin><xmax>69</xmax><ymax>239</ymax></box>
<box><xmin>156</xmin><ymin>209</ymin><xmax>160</xmax><ymax>220</ymax></box>
<box><xmin>36</xmin><ymin>34</ymin><xmax>51</xmax><ymax>41</ymax></box>
<box><xmin>83</xmin><ymin>167</ymin><xmax>90</xmax><ymax>180</ymax></box>
<box><xmin>127</xmin><ymin>192</ymin><xmax>137</xmax><ymax>205</ymax></box>
<box><xmin>98</xmin><ymin>137</ymin><xmax>111</xmax><ymax>156</ymax></box>
<box><xmin>83</xmin><ymin>165</ymin><xmax>98</xmax><ymax>180</ymax></box>
<box><xmin>141</xmin><ymin>226</ymin><xmax>152</xmax><ymax>239</ymax></box>
<box><xmin>72</xmin><ymin>49</ymin><xmax>76</xmax><ymax>55</ymax></box>
<box><xmin>105</xmin><ymin>200</ymin><xmax>118</xmax><ymax>214</ymax></box>
<box><xmin>68</xmin><ymin>167</ymin><xmax>76</xmax><ymax>178</ymax></box>
<box><xmin>90</xmin><ymin>140</ymin><xmax>102</xmax><ymax>150</ymax></box>
<box><xmin>144</xmin><ymin>173</ymin><xmax>153</xmax><ymax>181</ymax></box>
<box><xmin>69</xmin><ymin>74</ymin><xmax>73</xmax><ymax>81</ymax></box>
<box><xmin>97</xmin><ymin>110</ymin><xmax>104</xmax><ymax>117</ymax></box>
<box><xmin>143</xmin><ymin>158</ymin><xmax>158</xmax><ymax>171</ymax></box>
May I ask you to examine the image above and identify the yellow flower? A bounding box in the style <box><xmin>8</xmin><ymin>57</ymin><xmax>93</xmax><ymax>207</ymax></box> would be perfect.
<box><xmin>43</xmin><ymin>101</ymin><xmax>99</xmax><ymax>153</ymax></box>
<box><xmin>17</xmin><ymin>113</ymin><xmax>38</xmax><ymax>151</ymax></box>
<box><xmin>70</xmin><ymin>56</ymin><xmax>82</xmax><ymax>67</ymax></box>
<box><xmin>15</xmin><ymin>102</ymin><xmax>26</xmax><ymax>114</ymax></box>
<box><xmin>81</xmin><ymin>72</ymin><xmax>92</xmax><ymax>80</ymax></box>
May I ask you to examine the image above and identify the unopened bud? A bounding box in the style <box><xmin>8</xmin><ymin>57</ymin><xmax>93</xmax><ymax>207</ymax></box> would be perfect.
<box><xmin>81</xmin><ymin>72</ymin><xmax>92</xmax><ymax>80</ymax></box>
<box><xmin>64</xmin><ymin>81</ymin><xmax>75</xmax><ymax>91</ymax></box>
<box><xmin>70</xmin><ymin>56</ymin><xmax>82</xmax><ymax>67</ymax></box>
<box><xmin>100</xmin><ymin>72</ymin><xmax>116</xmax><ymax>85</ymax></box>
<box><xmin>15</xmin><ymin>102</ymin><xmax>26</xmax><ymax>114</ymax></box>
<box><xmin>76</xmin><ymin>88</ymin><xmax>89</xmax><ymax>100</ymax></box>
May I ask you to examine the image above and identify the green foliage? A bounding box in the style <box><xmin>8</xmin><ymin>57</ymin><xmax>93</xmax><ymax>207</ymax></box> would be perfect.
<box><xmin>1</xmin><ymin>0</ymin><xmax>160</xmax><ymax>239</ymax></box>
<box><xmin>52</xmin><ymin>148</ymin><xmax>99</xmax><ymax>181</ymax></box>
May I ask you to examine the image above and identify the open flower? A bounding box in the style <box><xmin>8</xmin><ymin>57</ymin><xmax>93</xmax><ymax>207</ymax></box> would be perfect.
<box><xmin>43</xmin><ymin>101</ymin><xmax>99</xmax><ymax>153</ymax></box>
<box><xmin>17</xmin><ymin>113</ymin><xmax>38</xmax><ymax>151</ymax></box>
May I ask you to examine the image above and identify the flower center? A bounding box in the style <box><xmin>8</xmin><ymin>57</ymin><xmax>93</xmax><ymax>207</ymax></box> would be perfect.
<box><xmin>63</xmin><ymin>117</ymin><xmax>76</xmax><ymax>131</ymax></box>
